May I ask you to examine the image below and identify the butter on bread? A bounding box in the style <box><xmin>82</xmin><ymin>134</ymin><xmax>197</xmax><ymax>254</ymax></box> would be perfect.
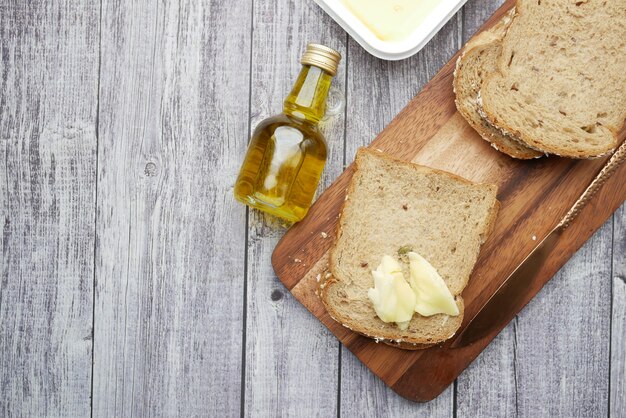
<box><xmin>319</xmin><ymin>148</ymin><xmax>499</xmax><ymax>349</ymax></box>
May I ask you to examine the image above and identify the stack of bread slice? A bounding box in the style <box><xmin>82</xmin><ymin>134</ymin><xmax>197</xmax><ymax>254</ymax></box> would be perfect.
<box><xmin>454</xmin><ymin>0</ymin><xmax>626</xmax><ymax>159</ymax></box>
<box><xmin>319</xmin><ymin>149</ymin><xmax>500</xmax><ymax>349</ymax></box>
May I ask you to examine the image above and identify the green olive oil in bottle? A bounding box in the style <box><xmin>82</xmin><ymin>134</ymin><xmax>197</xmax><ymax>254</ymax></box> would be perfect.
<box><xmin>234</xmin><ymin>43</ymin><xmax>341</xmax><ymax>222</ymax></box>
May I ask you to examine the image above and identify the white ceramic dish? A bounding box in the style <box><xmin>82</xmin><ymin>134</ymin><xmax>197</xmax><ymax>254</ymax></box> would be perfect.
<box><xmin>314</xmin><ymin>0</ymin><xmax>469</xmax><ymax>60</ymax></box>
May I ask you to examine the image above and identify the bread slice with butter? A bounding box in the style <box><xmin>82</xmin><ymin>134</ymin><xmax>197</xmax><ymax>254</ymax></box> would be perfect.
<box><xmin>319</xmin><ymin>148</ymin><xmax>499</xmax><ymax>349</ymax></box>
<box><xmin>453</xmin><ymin>8</ymin><xmax>543</xmax><ymax>160</ymax></box>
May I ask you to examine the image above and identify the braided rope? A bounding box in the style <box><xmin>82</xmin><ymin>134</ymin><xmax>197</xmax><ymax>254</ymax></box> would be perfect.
<box><xmin>559</xmin><ymin>141</ymin><xmax>626</xmax><ymax>229</ymax></box>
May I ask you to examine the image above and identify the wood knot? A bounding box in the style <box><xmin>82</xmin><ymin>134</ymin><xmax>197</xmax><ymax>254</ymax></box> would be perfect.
<box><xmin>270</xmin><ymin>290</ymin><xmax>283</xmax><ymax>301</ymax></box>
<box><xmin>144</xmin><ymin>162</ymin><xmax>158</xmax><ymax>177</ymax></box>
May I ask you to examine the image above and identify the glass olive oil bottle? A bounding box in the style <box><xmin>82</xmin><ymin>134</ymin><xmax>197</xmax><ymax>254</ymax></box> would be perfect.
<box><xmin>234</xmin><ymin>44</ymin><xmax>341</xmax><ymax>222</ymax></box>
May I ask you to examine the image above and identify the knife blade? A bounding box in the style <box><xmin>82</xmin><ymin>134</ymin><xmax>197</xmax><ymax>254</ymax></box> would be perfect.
<box><xmin>449</xmin><ymin>140</ymin><xmax>626</xmax><ymax>348</ymax></box>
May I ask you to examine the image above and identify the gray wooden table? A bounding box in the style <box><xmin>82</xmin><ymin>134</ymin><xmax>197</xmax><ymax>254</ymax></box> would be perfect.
<box><xmin>1</xmin><ymin>0</ymin><xmax>624</xmax><ymax>416</ymax></box>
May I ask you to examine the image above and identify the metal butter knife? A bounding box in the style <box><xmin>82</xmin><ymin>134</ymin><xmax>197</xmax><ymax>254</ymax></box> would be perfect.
<box><xmin>450</xmin><ymin>140</ymin><xmax>626</xmax><ymax>348</ymax></box>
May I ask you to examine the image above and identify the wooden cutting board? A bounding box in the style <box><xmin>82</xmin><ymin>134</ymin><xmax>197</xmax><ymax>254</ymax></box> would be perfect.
<box><xmin>271</xmin><ymin>0</ymin><xmax>626</xmax><ymax>402</ymax></box>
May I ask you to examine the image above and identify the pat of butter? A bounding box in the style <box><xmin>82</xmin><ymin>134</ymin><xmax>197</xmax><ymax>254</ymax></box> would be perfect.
<box><xmin>367</xmin><ymin>255</ymin><xmax>416</xmax><ymax>330</ymax></box>
<box><xmin>407</xmin><ymin>252</ymin><xmax>459</xmax><ymax>317</ymax></box>
<box><xmin>343</xmin><ymin>0</ymin><xmax>442</xmax><ymax>42</ymax></box>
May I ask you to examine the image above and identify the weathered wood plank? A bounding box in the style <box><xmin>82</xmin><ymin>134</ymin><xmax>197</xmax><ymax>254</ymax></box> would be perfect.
<box><xmin>611</xmin><ymin>203</ymin><xmax>626</xmax><ymax>416</ymax></box>
<box><xmin>462</xmin><ymin>0</ymin><xmax>507</xmax><ymax>38</ymax></box>
<box><xmin>456</xmin><ymin>328</ymin><xmax>517</xmax><ymax>417</ymax></box>
<box><xmin>342</xmin><ymin>17</ymin><xmax>462</xmax><ymax>163</ymax></box>
<box><xmin>456</xmin><ymin>1</ymin><xmax>517</xmax><ymax>416</ymax></box>
<box><xmin>243</xmin><ymin>1</ymin><xmax>346</xmax><ymax>416</ymax></box>
<box><xmin>339</xmin><ymin>10</ymin><xmax>462</xmax><ymax>416</ymax></box>
<box><xmin>92</xmin><ymin>1</ymin><xmax>250</xmax><ymax>415</ymax></box>
<box><xmin>340</xmin><ymin>351</ymin><xmax>454</xmax><ymax>416</ymax></box>
<box><xmin>0</xmin><ymin>1</ymin><xmax>99</xmax><ymax>415</ymax></box>
<box><xmin>514</xmin><ymin>220</ymin><xmax>613</xmax><ymax>416</ymax></box>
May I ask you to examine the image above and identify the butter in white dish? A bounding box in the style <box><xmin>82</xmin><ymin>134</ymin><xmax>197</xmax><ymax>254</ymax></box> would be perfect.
<box><xmin>342</xmin><ymin>0</ymin><xmax>442</xmax><ymax>42</ymax></box>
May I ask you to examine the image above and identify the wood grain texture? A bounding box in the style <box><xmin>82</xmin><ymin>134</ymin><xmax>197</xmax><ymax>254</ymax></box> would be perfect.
<box><xmin>612</xmin><ymin>204</ymin><xmax>626</xmax><ymax>416</ymax></box>
<box><xmin>455</xmin><ymin>1</ymin><xmax>518</xmax><ymax>415</ymax></box>
<box><xmin>272</xmin><ymin>0</ymin><xmax>626</xmax><ymax>403</ymax></box>
<box><xmin>243</xmin><ymin>1</ymin><xmax>346</xmax><ymax>416</ymax></box>
<box><xmin>92</xmin><ymin>1</ymin><xmax>250</xmax><ymax>415</ymax></box>
<box><xmin>339</xmin><ymin>10</ymin><xmax>462</xmax><ymax>416</ymax></box>
<box><xmin>1</xmin><ymin>0</ymin><xmax>624</xmax><ymax>414</ymax></box>
<box><xmin>341</xmin><ymin>350</ymin><xmax>454</xmax><ymax>417</ymax></box>
<box><xmin>456</xmin><ymin>328</ymin><xmax>516</xmax><ymax>418</ymax></box>
<box><xmin>0</xmin><ymin>1</ymin><xmax>99</xmax><ymax>415</ymax></box>
<box><xmin>515</xmin><ymin>221</ymin><xmax>612</xmax><ymax>416</ymax></box>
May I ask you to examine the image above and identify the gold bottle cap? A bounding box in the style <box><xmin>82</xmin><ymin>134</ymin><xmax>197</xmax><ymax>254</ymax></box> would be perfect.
<box><xmin>301</xmin><ymin>43</ymin><xmax>341</xmax><ymax>77</ymax></box>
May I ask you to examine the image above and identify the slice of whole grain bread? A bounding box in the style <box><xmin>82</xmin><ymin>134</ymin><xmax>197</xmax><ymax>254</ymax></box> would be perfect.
<box><xmin>480</xmin><ymin>0</ymin><xmax>626</xmax><ymax>158</ymax></box>
<box><xmin>319</xmin><ymin>148</ymin><xmax>499</xmax><ymax>348</ymax></box>
<box><xmin>454</xmin><ymin>8</ymin><xmax>543</xmax><ymax>160</ymax></box>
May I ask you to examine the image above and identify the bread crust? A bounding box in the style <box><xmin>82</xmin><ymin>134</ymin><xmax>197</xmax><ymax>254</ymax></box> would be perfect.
<box><xmin>453</xmin><ymin>8</ymin><xmax>543</xmax><ymax>160</ymax></box>
<box><xmin>480</xmin><ymin>95</ymin><xmax>617</xmax><ymax>159</ymax></box>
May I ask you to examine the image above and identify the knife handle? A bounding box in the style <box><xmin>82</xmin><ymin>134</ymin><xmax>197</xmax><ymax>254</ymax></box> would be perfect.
<box><xmin>559</xmin><ymin>140</ymin><xmax>626</xmax><ymax>229</ymax></box>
